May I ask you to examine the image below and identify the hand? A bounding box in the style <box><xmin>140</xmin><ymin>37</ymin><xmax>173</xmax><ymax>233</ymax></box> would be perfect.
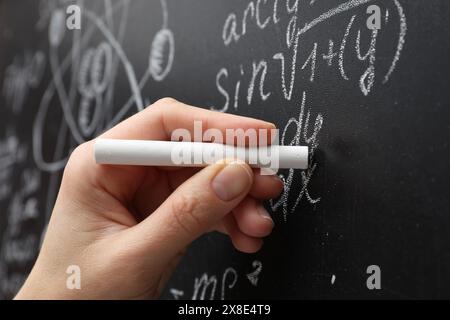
<box><xmin>15</xmin><ymin>98</ymin><xmax>283</xmax><ymax>299</ymax></box>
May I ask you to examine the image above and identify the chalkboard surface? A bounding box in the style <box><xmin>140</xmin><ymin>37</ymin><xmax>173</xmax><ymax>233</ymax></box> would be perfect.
<box><xmin>0</xmin><ymin>0</ymin><xmax>449</xmax><ymax>299</ymax></box>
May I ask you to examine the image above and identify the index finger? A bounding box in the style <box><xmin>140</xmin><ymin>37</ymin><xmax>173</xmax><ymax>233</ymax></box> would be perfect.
<box><xmin>100</xmin><ymin>98</ymin><xmax>276</xmax><ymax>146</ymax></box>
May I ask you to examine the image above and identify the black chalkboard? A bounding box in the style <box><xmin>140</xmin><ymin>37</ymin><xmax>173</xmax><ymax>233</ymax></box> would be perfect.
<box><xmin>0</xmin><ymin>0</ymin><xmax>449</xmax><ymax>299</ymax></box>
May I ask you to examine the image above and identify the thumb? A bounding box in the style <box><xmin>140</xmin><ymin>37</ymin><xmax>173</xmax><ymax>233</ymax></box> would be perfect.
<box><xmin>133</xmin><ymin>160</ymin><xmax>253</xmax><ymax>262</ymax></box>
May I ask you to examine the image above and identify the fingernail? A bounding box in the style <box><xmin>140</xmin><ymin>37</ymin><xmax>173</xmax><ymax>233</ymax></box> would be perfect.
<box><xmin>257</xmin><ymin>205</ymin><xmax>274</xmax><ymax>224</ymax></box>
<box><xmin>212</xmin><ymin>162</ymin><xmax>252</xmax><ymax>201</ymax></box>
<box><xmin>265</xmin><ymin>122</ymin><xmax>276</xmax><ymax>129</ymax></box>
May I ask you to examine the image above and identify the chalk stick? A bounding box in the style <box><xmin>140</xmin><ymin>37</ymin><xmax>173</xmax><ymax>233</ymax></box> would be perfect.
<box><xmin>94</xmin><ymin>139</ymin><xmax>308</xmax><ymax>169</ymax></box>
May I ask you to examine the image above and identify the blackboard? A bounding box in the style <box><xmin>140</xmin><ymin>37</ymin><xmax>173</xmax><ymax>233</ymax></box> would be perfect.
<box><xmin>0</xmin><ymin>0</ymin><xmax>449</xmax><ymax>299</ymax></box>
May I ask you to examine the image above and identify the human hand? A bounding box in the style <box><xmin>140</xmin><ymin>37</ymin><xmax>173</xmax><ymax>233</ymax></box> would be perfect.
<box><xmin>15</xmin><ymin>98</ymin><xmax>283</xmax><ymax>299</ymax></box>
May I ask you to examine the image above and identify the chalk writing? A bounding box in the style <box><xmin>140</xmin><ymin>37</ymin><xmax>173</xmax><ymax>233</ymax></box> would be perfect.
<box><xmin>170</xmin><ymin>260</ymin><xmax>263</xmax><ymax>300</ymax></box>
<box><xmin>0</xmin><ymin>132</ymin><xmax>27</xmax><ymax>201</ymax></box>
<box><xmin>0</xmin><ymin>168</ymin><xmax>42</xmax><ymax>299</ymax></box>
<box><xmin>215</xmin><ymin>0</ymin><xmax>407</xmax><ymax>109</ymax></box>
<box><xmin>33</xmin><ymin>0</ymin><xmax>175</xmax><ymax>172</ymax></box>
<box><xmin>214</xmin><ymin>0</ymin><xmax>406</xmax><ymax>220</ymax></box>
<box><xmin>2</xmin><ymin>52</ymin><xmax>46</xmax><ymax>113</ymax></box>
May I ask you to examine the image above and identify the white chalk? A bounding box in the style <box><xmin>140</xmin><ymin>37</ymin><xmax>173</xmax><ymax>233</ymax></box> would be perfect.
<box><xmin>94</xmin><ymin>139</ymin><xmax>308</xmax><ymax>169</ymax></box>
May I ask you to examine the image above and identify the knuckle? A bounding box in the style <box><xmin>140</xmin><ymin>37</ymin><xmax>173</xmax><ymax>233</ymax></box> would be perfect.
<box><xmin>153</xmin><ymin>97</ymin><xmax>179</xmax><ymax>109</ymax></box>
<box><xmin>170</xmin><ymin>193</ymin><xmax>204</xmax><ymax>238</ymax></box>
<box><xmin>64</xmin><ymin>141</ymin><xmax>92</xmax><ymax>178</ymax></box>
<box><xmin>70</xmin><ymin>141</ymin><xmax>91</xmax><ymax>159</ymax></box>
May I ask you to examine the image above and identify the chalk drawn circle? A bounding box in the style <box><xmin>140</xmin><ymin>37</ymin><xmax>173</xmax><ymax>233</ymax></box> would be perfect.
<box><xmin>49</xmin><ymin>9</ymin><xmax>66</xmax><ymax>47</ymax></box>
<box><xmin>149</xmin><ymin>28</ymin><xmax>174</xmax><ymax>82</ymax></box>
<box><xmin>78</xmin><ymin>93</ymin><xmax>103</xmax><ymax>137</ymax></box>
<box><xmin>78</xmin><ymin>49</ymin><xmax>96</xmax><ymax>99</ymax></box>
<box><xmin>91</xmin><ymin>42</ymin><xmax>112</xmax><ymax>94</ymax></box>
